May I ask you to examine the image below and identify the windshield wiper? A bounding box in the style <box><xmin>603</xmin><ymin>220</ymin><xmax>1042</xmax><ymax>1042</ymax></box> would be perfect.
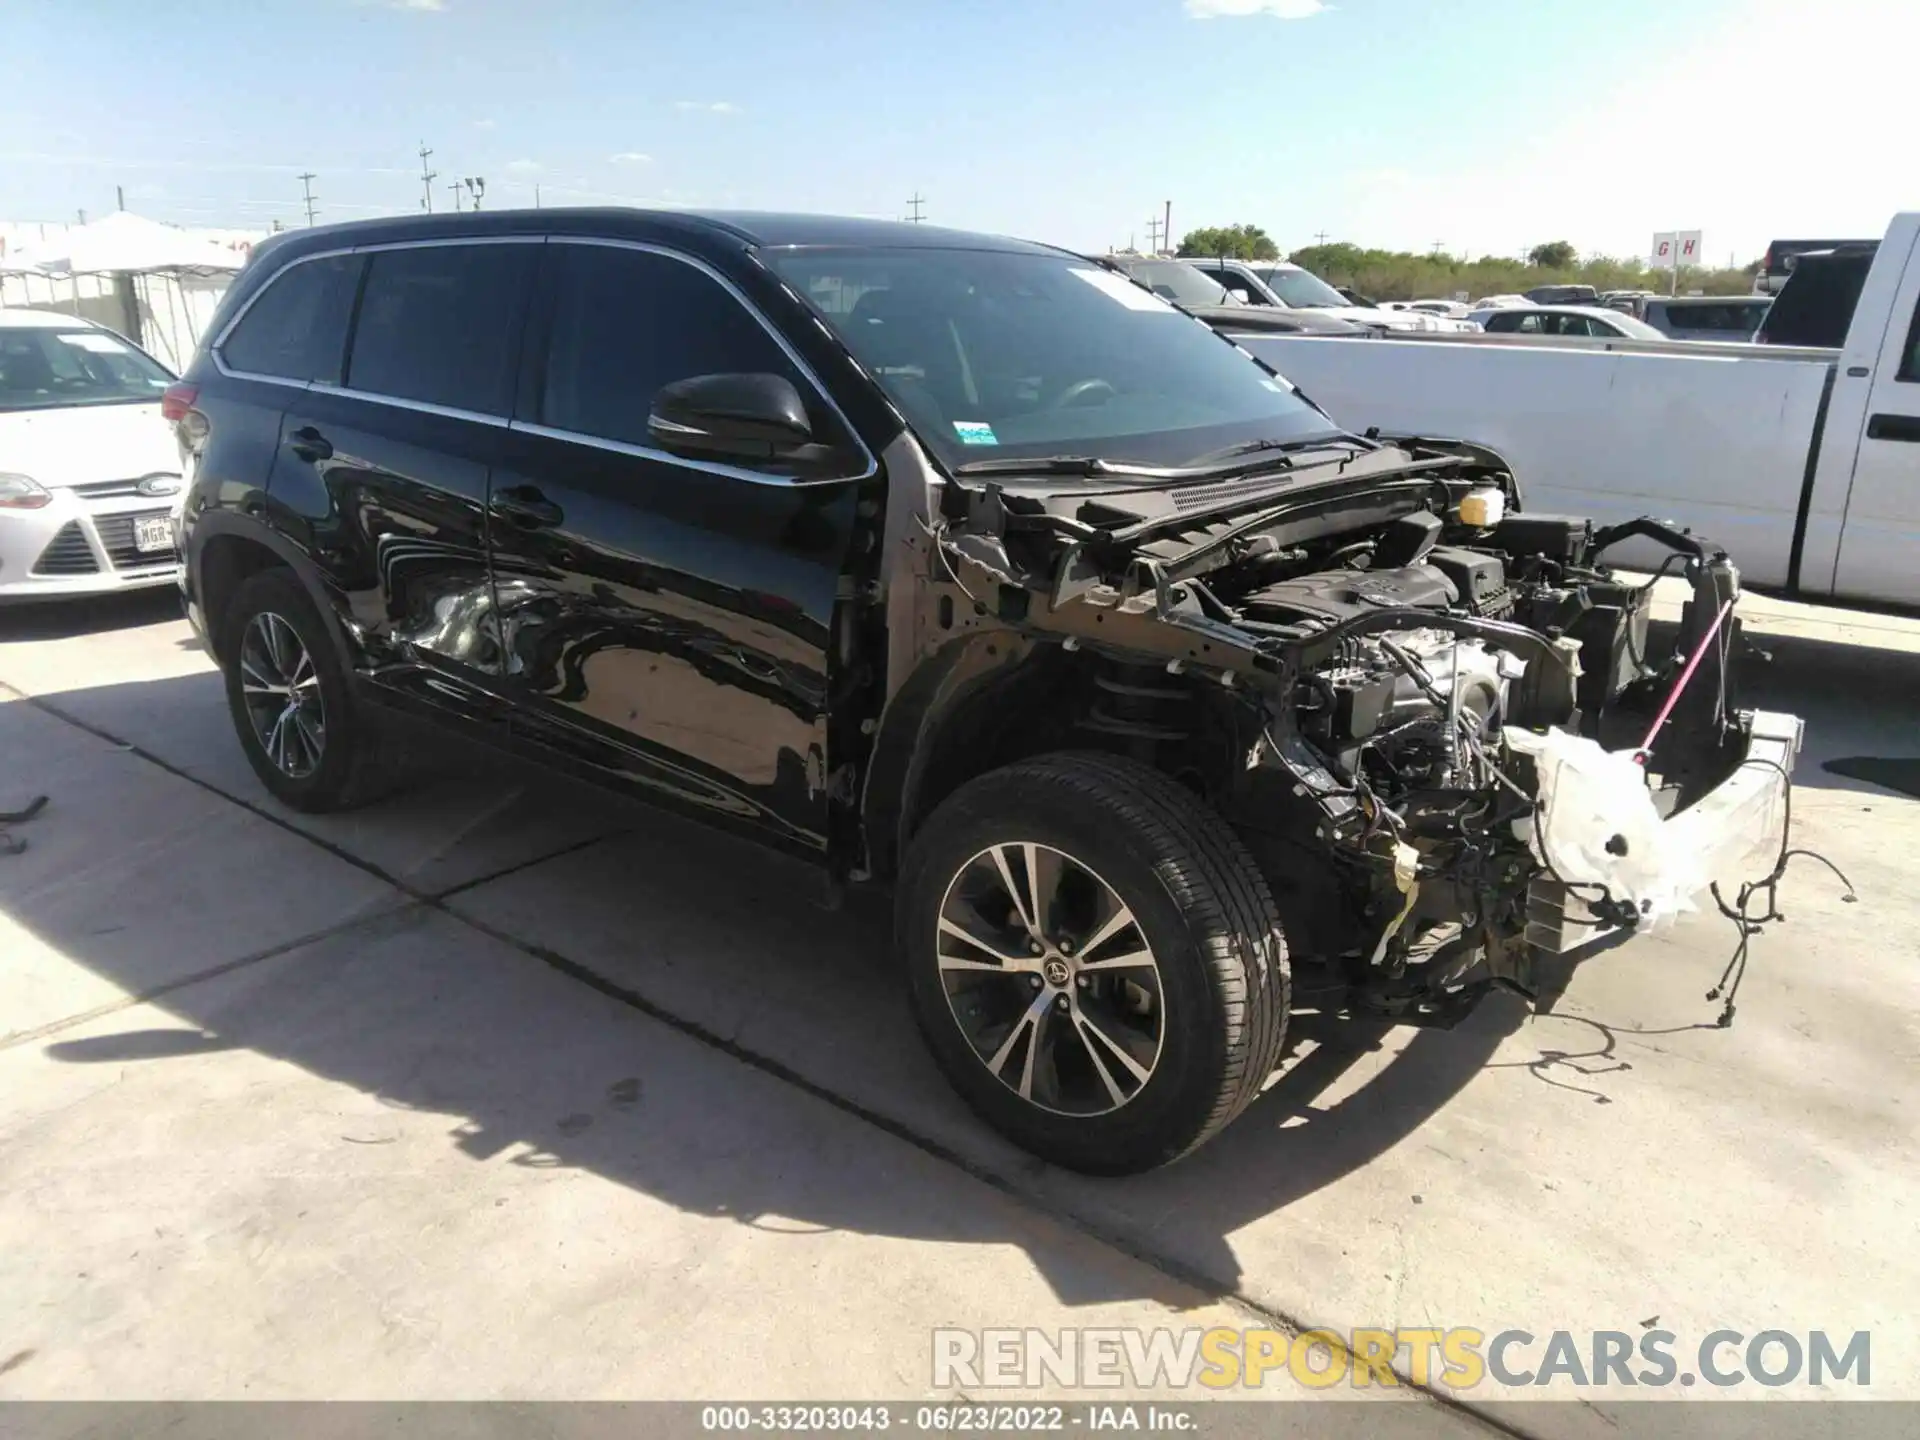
<box><xmin>951</xmin><ymin>434</ymin><xmax>1365</xmax><ymax>482</ymax></box>
<box><xmin>1186</xmin><ymin>436</ymin><xmax>1327</xmax><ymax>465</ymax></box>
<box><xmin>951</xmin><ymin>455</ymin><xmax>1144</xmax><ymax>477</ymax></box>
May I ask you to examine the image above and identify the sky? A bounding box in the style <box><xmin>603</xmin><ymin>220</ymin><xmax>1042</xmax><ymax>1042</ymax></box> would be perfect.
<box><xmin>0</xmin><ymin>0</ymin><xmax>1910</xmax><ymax>264</ymax></box>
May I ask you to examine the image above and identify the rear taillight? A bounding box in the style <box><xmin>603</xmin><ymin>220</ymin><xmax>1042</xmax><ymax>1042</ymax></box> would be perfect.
<box><xmin>160</xmin><ymin>382</ymin><xmax>199</xmax><ymax>424</ymax></box>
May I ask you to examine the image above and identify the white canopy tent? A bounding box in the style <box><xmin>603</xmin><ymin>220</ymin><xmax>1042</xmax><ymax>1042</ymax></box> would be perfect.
<box><xmin>11</xmin><ymin>210</ymin><xmax>246</xmax><ymax>276</ymax></box>
<box><xmin>2</xmin><ymin>213</ymin><xmax>253</xmax><ymax>372</ymax></box>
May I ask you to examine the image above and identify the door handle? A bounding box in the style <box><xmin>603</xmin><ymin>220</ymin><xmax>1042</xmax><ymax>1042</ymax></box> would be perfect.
<box><xmin>491</xmin><ymin>484</ymin><xmax>565</xmax><ymax>529</ymax></box>
<box><xmin>1866</xmin><ymin>413</ymin><xmax>1920</xmax><ymax>443</ymax></box>
<box><xmin>286</xmin><ymin>426</ymin><xmax>333</xmax><ymax>462</ymax></box>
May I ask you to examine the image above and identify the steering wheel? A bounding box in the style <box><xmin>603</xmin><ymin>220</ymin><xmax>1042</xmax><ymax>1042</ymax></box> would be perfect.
<box><xmin>1049</xmin><ymin>377</ymin><xmax>1117</xmax><ymax>411</ymax></box>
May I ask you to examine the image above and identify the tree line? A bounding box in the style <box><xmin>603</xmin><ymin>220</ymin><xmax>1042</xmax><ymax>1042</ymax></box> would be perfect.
<box><xmin>1176</xmin><ymin>225</ymin><xmax>1759</xmax><ymax>301</ymax></box>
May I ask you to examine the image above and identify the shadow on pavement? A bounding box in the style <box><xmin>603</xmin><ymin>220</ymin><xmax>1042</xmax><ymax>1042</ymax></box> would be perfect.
<box><xmin>10</xmin><ymin>614</ymin><xmax>1909</xmax><ymax>1306</ymax></box>
<box><xmin>0</xmin><ymin>588</ymin><xmax>182</xmax><ymax>642</ymax></box>
<box><xmin>24</xmin><ymin>611</ymin><xmax>1908</xmax><ymax>1305</ymax></box>
<box><xmin>0</xmin><ymin>669</ymin><xmax>1530</xmax><ymax>1309</ymax></box>
<box><xmin>1736</xmin><ymin>633</ymin><xmax>1920</xmax><ymax>798</ymax></box>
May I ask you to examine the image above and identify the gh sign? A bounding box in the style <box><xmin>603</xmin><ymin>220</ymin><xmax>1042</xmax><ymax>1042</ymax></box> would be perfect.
<box><xmin>1651</xmin><ymin>230</ymin><xmax>1703</xmax><ymax>270</ymax></box>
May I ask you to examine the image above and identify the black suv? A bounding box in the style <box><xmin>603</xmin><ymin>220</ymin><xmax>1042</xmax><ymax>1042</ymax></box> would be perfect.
<box><xmin>172</xmin><ymin>209</ymin><xmax>1787</xmax><ymax>1173</ymax></box>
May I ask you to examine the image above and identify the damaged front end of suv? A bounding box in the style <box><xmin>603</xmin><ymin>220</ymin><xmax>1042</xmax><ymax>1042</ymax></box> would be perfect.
<box><xmin>883</xmin><ymin>436</ymin><xmax>1800</xmax><ymax>1026</ymax></box>
<box><xmin>767</xmin><ymin>235</ymin><xmax>1800</xmax><ymax>1171</ymax></box>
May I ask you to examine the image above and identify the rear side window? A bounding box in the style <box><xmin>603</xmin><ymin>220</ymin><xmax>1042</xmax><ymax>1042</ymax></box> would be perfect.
<box><xmin>1761</xmin><ymin>254</ymin><xmax>1872</xmax><ymax>347</ymax></box>
<box><xmin>537</xmin><ymin>243</ymin><xmax>824</xmax><ymax>450</ymax></box>
<box><xmin>347</xmin><ymin>243</ymin><xmax>534</xmax><ymax>415</ymax></box>
<box><xmin>1897</xmin><ymin>298</ymin><xmax>1920</xmax><ymax>383</ymax></box>
<box><xmin>219</xmin><ymin>254</ymin><xmax>360</xmax><ymax>384</ymax></box>
<box><xmin>1662</xmin><ymin>301</ymin><xmax>1769</xmax><ymax>334</ymax></box>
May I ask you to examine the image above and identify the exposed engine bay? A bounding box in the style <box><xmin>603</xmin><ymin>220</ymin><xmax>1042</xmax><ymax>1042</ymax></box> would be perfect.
<box><xmin>904</xmin><ymin>437</ymin><xmax>1781</xmax><ymax>1024</ymax></box>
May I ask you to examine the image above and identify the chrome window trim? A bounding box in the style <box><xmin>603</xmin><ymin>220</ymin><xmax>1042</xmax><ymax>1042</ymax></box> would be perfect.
<box><xmin>511</xmin><ymin>420</ymin><xmax>860</xmax><ymax>488</ymax></box>
<box><xmin>208</xmin><ymin>231</ymin><xmax>876</xmax><ymax>488</ymax></box>
<box><xmin>526</xmin><ymin>236</ymin><xmax>875</xmax><ymax>488</ymax></box>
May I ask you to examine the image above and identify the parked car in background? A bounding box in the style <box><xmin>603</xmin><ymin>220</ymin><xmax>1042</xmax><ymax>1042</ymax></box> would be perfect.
<box><xmin>1639</xmin><ymin>295</ymin><xmax>1772</xmax><ymax>341</ymax></box>
<box><xmin>1756</xmin><ymin>245</ymin><xmax>1877</xmax><ymax>347</ymax></box>
<box><xmin>1101</xmin><ymin>256</ymin><xmax>1366</xmax><ymax>335</ymax></box>
<box><xmin>1476</xmin><ymin>305</ymin><xmax>1666</xmax><ymax>339</ymax></box>
<box><xmin>170</xmin><ymin>208</ymin><xmax>1794</xmax><ymax>1174</ymax></box>
<box><xmin>1524</xmin><ymin>283</ymin><xmax>1599</xmax><ymax>305</ymax></box>
<box><xmin>0</xmin><ymin>308</ymin><xmax>183</xmax><ymax>601</ymax></box>
<box><xmin>1755</xmin><ymin>238</ymin><xmax>1876</xmax><ymax>295</ymax></box>
<box><xmin>1189</xmin><ymin>259</ymin><xmax>1476</xmax><ymax>332</ymax></box>
<box><xmin>1598</xmin><ymin>289</ymin><xmax>1657</xmax><ymax>312</ymax></box>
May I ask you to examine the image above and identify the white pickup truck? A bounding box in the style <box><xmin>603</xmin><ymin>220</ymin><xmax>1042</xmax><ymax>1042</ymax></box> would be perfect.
<box><xmin>1237</xmin><ymin>213</ymin><xmax>1920</xmax><ymax>608</ymax></box>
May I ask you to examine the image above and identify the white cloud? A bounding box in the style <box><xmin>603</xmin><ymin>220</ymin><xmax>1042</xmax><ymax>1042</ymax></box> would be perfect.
<box><xmin>473</xmin><ymin>118</ymin><xmax>496</xmax><ymax>130</ymax></box>
<box><xmin>608</xmin><ymin>152</ymin><xmax>653</xmax><ymax>165</ymax></box>
<box><xmin>1184</xmin><ymin>0</ymin><xmax>1326</xmax><ymax>18</ymax></box>
<box><xmin>673</xmin><ymin>100</ymin><xmax>739</xmax><ymax>114</ymax></box>
<box><xmin>506</xmin><ymin>158</ymin><xmax>540</xmax><ymax>172</ymax></box>
<box><xmin>389</xmin><ymin>0</ymin><xmax>447</xmax><ymax>10</ymax></box>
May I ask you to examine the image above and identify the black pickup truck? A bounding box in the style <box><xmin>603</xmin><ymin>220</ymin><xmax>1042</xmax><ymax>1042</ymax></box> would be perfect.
<box><xmin>169</xmin><ymin>210</ymin><xmax>1795</xmax><ymax>1174</ymax></box>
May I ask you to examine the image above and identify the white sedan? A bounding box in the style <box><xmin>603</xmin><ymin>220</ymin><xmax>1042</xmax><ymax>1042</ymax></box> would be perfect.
<box><xmin>0</xmin><ymin>309</ymin><xmax>185</xmax><ymax>601</ymax></box>
<box><xmin>1471</xmin><ymin>304</ymin><xmax>1667</xmax><ymax>340</ymax></box>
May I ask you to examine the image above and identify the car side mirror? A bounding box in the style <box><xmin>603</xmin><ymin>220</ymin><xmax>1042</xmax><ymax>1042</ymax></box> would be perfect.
<box><xmin>648</xmin><ymin>372</ymin><xmax>814</xmax><ymax>460</ymax></box>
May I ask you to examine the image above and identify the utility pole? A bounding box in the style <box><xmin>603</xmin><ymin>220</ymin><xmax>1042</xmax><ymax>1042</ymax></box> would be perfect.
<box><xmin>1163</xmin><ymin>200</ymin><xmax>1171</xmax><ymax>255</ymax></box>
<box><xmin>534</xmin><ymin>183</ymin><xmax>542</xmax><ymax>209</ymax></box>
<box><xmin>77</xmin><ymin>209</ymin><xmax>87</xmax><ymax>225</ymax></box>
<box><xmin>906</xmin><ymin>191</ymin><xmax>926</xmax><ymax>223</ymax></box>
<box><xmin>298</xmin><ymin>172</ymin><xmax>319</xmax><ymax>226</ymax></box>
<box><xmin>1314</xmin><ymin>230</ymin><xmax>1329</xmax><ymax>245</ymax></box>
<box><xmin>418</xmin><ymin>142</ymin><xmax>437</xmax><ymax>213</ymax></box>
<box><xmin>1146</xmin><ymin>216</ymin><xmax>1161</xmax><ymax>254</ymax></box>
<box><xmin>462</xmin><ymin>177</ymin><xmax>486</xmax><ymax>210</ymax></box>
<box><xmin>116</xmin><ymin>185</ymin><xmax>125</xmax><ymax>212</ymax></box>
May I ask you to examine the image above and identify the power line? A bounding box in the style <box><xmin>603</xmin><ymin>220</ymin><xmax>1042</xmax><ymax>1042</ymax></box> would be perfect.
<box><xmin>418</xmin><ymin>142</ymin><xmax>437</xmax><ymax>213</ymax></box>
<box><xmin>298</xmin><ymin>172</ymin><xmax>318</xmax><ymax>226</ymax></box>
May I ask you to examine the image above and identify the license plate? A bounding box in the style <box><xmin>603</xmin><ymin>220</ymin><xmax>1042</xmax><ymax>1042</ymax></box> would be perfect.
<box><xmin>134</xmin><ymin>515</ymin><xmax>173</xmax><ymax>553</ymax></box>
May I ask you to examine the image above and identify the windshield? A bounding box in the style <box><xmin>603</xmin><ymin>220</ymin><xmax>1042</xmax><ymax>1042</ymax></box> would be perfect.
<box><xmin>0</xmin><ymin>325</ymin><xmax>174</xmax><ymax>412</ymax></box>
<box><xmin>768</xmin><ymin>247</ymin><xmax>1340</xmax><ymax>471</ymax></box>
<box><xmin>1250</xmin><ymin>266</ymin><xmax>1352</xmax><ymax>309</ymax></box>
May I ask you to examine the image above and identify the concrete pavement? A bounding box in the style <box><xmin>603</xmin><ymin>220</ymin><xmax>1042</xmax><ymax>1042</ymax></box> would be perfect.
<box><xmin>0</xmin><ymin>588</ymin><xmax>1914</xmax><ymax>1427</ymax></box>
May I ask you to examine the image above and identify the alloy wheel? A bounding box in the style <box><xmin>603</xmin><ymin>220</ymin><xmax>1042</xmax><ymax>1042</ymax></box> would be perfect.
<box><xmin>935</xmin><ymin>842</ymin><xmax>1165</xmax><ymax>1117</ymax></box>
<box><xmin>238</xmin><ymin>611</ymin><xmax>326</xmax><ymax>780</ymax></box>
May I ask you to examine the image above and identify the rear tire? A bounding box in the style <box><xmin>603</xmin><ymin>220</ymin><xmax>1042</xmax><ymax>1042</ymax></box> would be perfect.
<box><xmin>219</xmin><ymin>568</ymin><xmax>389</xmax><ymax>813</ymax></box>
<box><xmin>898</xmin><ymin>752</ymin><xmax>1289</xmax><ymax>1175</ymax></box>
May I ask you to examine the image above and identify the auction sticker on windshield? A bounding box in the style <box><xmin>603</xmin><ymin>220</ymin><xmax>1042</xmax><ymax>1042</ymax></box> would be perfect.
<box><xmin>1069</xmin><ymin>268</ymin><xmax>1177</xmax><ymax>311</ymax></box>
<box><xmin>953</xmin><ymin>421</ymin><xmax>999</xmax><ymax>446</ymax></box>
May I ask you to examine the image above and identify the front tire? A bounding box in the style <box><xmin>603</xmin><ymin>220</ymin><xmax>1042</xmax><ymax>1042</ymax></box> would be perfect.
<box><xmin>899</xmin><ymin>753</ymin><xmax>1290</xmax><ymax>1175</ymax></box>
<box><xmin>219</xmin><ymin>568</ymin><xmax>387</xmax><ymax>813</ymax></box>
